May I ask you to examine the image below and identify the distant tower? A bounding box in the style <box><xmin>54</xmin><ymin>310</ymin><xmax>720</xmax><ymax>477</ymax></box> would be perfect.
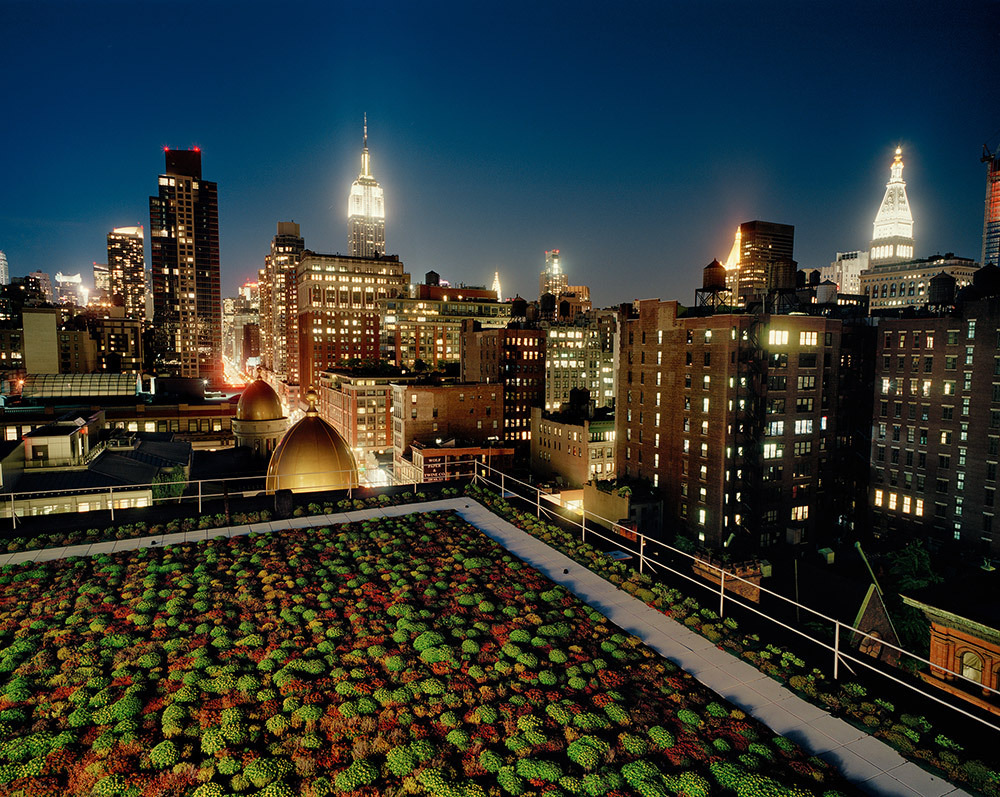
<box><xmin>869</xmin><ymin>146</ymin><xmax>915</xmax><ymax>265</ymax></box>
<box><xmin>0</xmin><ymin>250</ymin><xmax>8</xmax><ymax>286</ymax></box>
<box><xmin>107</xmin><ymin>226</ymin><xmax>147</xmax><ymax>321</ymax></box>
<box><xmin>492</xmin><ymin>270</ymin><xmax>502</xmax><ymax>302</ymax></box>
<box><xmin>348</xmin><ymin>114</ymin><xmax>386</xmax><ymax>258</ymax></box>
<box><xmin>540</xmin><ymin>249</ymin><xmax>568</xmax><ymax>299</ymax></box>
<box><xmin>734</xmin><ymin>221</ymin><xmax>795</xmax><ymax>306</ymax></box>
<box><xmin>982</xmin><ymin>141</ymin><xmax>1000</xmax><ymax>267</ymax></box>
<box><xmin>93</xmin><ymin>262</ymin><xmax>110</xmax><ymax>302</ymax></box>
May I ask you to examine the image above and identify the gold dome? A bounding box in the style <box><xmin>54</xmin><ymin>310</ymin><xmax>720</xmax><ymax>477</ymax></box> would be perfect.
<box><xmin>266</xmin><ymin>387</ymin><xmax>358</xmax><ymax>493</ymax></box>
<box><xmin>237</xmin><ymin>376</ymin><xmax>284</xmax><ymax>422</ymax></box>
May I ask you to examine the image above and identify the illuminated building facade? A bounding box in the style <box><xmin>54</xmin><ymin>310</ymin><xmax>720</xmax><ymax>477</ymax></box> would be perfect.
<box><xmin>92</xmin><ymin>262</ymin><xmax>110</xmax><ymax>304</ymax></box>
<box><xmin>733</xmin><ymin>221</ymin><xmax>795</xmax><ymax>306</ymax></box>
<box><xmin>616</xmin><ymin>300</ymin><xmax>871</xmax><ymax>550</ymax></box>
<box><xmin>461</xmin><ymin>322</ymin><xmax>545</xmax><ymax>446</ymax></box>
<box><xmin>318</xmin><ymin>369</ymin><xmax>415</xmax><ymax>460</ymax></box>
<box><xmin>348</xmin><ymin>116</ymin><xmax>385</xmax><ymax>258</ymax></box>
<box><xmin>869</xmin><ymin>146</ymin><xmax>915</xmax><ymax>266</ymax></box>
<box><xmin>54</xmin><ymin>272</ymin><xmax>87</xmax><ymax>306</ymax></box>
<box><xmin>381</xmin><ymin>295</ymin><xmax>510</xmax><ymax>368</ymax></box>
<box><xmin>531</xmin><ymin>403</ymin><xmax>615</xmax><ymax>487</ymax></box>
<box><xmin>540</xmin><ymin>249</ymin><xmax>568</xmax><ymax>299</ymax></box>
<box><xmin>821</xmin><ymin>250</ymin><xmax>869</xmax><ymax>295</ymax></box>
<box><xmin>296</xmin><ymin>253</ymin><xmax>409</xmax><ymax>389</ymax></box>
<box><xmin>0</xmin><ymin>251</ymin><xmax>8</xmax><ymax>286</ymax></box>
<box><xmin>859</xmin><ymin>254</ymin><xmax>978</xmax><ymax>312</ymax></box>
<box><xmin>983</xmin><ymin>145</ymin><xmax>1000</xmax><ymax>267</ymax></box>
<box><xmin>869</xmin><ymin>296</ymin><xmax>1000</xmax><ymax>557</ymax></box>
<box><xmin>106</xmin><ymin>226</ymin><xmax>146</xmax><ymax>322</ymax></box>
<box><xmin>258</xmin><ymin>222</ymin><xmax>305</xmax><ymax>386</ymax></box>
<box><xmin>391</xmin><ymin>381</ymin><xmax>505</xmax><ymax>481</ymax></box>
<box><xmin>492</xmin><ymin>271</ymin><xmax>502</xmax><ymax>302</ymax></box>
<box><xmin>542</xmin><ymin>309</ymin><xmax>617</xmax><ymax>411</ymax></box>
<box><xmin>149</xmin><ymin>148</ymin><xmax>222</xmax><ymax>382</ymax></box>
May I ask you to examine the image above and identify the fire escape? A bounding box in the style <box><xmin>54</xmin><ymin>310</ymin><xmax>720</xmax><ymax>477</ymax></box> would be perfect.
<box><xmin>731</xmin><ymin>313</ymin><xmax>768</xmax><ymax>550</ymax></box>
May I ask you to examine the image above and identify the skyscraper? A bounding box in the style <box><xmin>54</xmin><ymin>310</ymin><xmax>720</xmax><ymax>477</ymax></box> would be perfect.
<box><xmin>539</xmin><ymin>249</ymin><xmax>568</xmax><ymax>299</ymax></box>
<box><xmin>348</xmin><ymin>116</ymin><xmax>386</xmax><ymax>258</ymax></box>
<box><xmin>106</xmin><ymin>226</ymin><xmax>146</xmax><ymax>322</ymax></box>
<box><xmin>982</xmin><ymin>143</ymin><xmax>1000</xmax><ymax>267</ymax></box>
<box><xmin>869</xmin><ymin>146</ymin><xmax>915</xmax><ymax>266</ymax></box>
<box><xmin>149</xmin><ymin>148</ymin><xmax>221</xmax><ymax>381</ymax></box>
<box><xmin>492</xmin><ymin>271</ymin><xmax>502</xmax><ymax>303</ymax></box>
<box><xmin>0</xmin><ymin>250</ymin><xmax>8</xmax><ymax>286</ymax></box>
<box><xmin>734</xmin><ymin>221</ymin><xmax>795</xmax><ymax>306</ymax></box>
<box><xmin>93</xmin><ymin>262</ymin><xmax>110</xmax><ymax>303</ymax></box>
<box><xmin>258</xmin><ymin>221</ymin><xmax>305</xmax><ymax>384</ymax></box>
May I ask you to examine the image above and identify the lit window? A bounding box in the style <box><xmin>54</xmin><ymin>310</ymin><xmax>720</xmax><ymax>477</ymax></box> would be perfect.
<box><xmin>698</xmin><ymin>508</ymin><xmax>706</xmax><ymax>526</ymax></box>
<box><xmin>888</xmin><ymin>493</ymin><xmax>897</xmax><ymax>511</ymax></box>
<box><xmin>702</xmin><ymin>398</ymin><xmax>709</xmax><ymax>412</ymax></box>
<box><xmin>799</xmin><ymin>331</ymin><xmax>818</xmax><ymax>346</ymax></box>
<box><xmin>768</xmin><ymin>329</ymin><xmax>789</xmax><ymax>346</ymax></box>
<box><xmin>902</xmin><ymin>495</ymin><xmax>911</xmax><ymax>514</ymax></box>
<box><xmin>915</xmin><ymin>498</ymin><xmax>924</xmax><ymax>516</ymax></box>
<box><xmin>874</xmin><ymin>489</ymin><xmax>883</xmax><ymax>507</ymax></box>
<box><xmin>791</xmin><ymin>505</ymin><xmax>809</xmax><ymax>521</ymax></box>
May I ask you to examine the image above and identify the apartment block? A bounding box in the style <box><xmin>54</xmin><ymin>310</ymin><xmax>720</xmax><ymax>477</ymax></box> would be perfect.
<box><xmin>391</xmin><ymin>381</ymin><xmax>504</xmax><ymax>480</ymax></box>
<box><xmin>617</xmin><ymin>299</ymin><xmax>868</xmax><ymax>549</ymax></box>
<box><xmin>870</xmin><ymin>295</ymin><xmax>1000</xmax><ymax>557</ymax></box>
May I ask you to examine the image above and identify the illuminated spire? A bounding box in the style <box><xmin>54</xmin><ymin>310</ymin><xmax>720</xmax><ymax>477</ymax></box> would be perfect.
<box><xmin>348</xmin><ymin>115</ymin><xmax>385</xmax><ymax>257</ymax></box>
<box><xmin>724</xmin><ymin>226</ymin><xmax>741</xmax><ymax>269</ymax></box>
<box><xmin>492</xmin><ymin>270</ymin><xmax>502</xmax><ymax>302</ymax></box>
<box><xmin>869</xmin><ymin>145</ymin><xmax>915</xmax><ymax>264</ymax></box>
<box><xmin>360</xmin><ymin>113</ymin><xmax>370</xmax><ymax>178</ymax></box>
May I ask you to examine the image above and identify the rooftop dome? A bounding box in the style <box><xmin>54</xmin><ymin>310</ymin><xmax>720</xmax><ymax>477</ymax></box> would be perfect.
<box><xmin>237</xmin><ymin>376</ymin><xmax>284</xmax><ymax>422</ymax></box>
<box><xmin>266</xmin><ymin>387</ymin><xmax>358</xmax><ymax>494</ymax></box>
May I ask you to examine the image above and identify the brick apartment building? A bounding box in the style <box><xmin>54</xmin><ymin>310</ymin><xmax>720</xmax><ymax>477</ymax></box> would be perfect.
<box><xmin>870</xmin><ymin>293</ymin><xmax>1000</xmax><ymax>557</ymax></box>
<box><xmin>617</xmin><ymin>299</ymin><xmax>872</xmax><ymax>550</ymax></box>
<box><xmin>460</xmin><ymin>322</ymin><xmax>545</xmax><ymax>447</ymax></box>
<box><xmin>391</xmin><ymin>382</ymin><xmax>504</xmax><ymax>481</ymax></box>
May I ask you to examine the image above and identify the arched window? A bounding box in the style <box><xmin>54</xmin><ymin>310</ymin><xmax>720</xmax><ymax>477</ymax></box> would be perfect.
<box><xmin>890</xmin><ymin>283</ymin><xmax>897</xmax><ymax>297</ymax></box>
<box><xmin>961</xmin><ymin>650</ymin><xmax>983</xmax><ymax>683</ymax></box>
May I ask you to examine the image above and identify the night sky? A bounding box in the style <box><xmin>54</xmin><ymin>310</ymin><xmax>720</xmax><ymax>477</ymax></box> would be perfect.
<box><xmin>2</xmin><ymin>1</ymin><xmax>997</xmax><ymax>305</ymax></box>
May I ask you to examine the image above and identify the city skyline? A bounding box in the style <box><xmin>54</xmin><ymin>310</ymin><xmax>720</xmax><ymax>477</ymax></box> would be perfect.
<box><xmin>1</xmin><ymin>1</ymin><xmax>997</xmax><ymax>305</ymax></box>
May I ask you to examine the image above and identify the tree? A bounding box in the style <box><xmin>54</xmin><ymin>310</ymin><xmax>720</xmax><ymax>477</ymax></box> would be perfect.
<box><xmin>885</xmin><ymin>541</ymin><xmax>942</xmax><ymax>652</ymax></box>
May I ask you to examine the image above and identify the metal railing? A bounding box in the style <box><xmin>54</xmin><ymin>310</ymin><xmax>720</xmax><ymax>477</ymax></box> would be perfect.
<box><xmin>469</xmin><ymin>462</ymin><xmax>1000</xmax><ymax>735</ymax></box>
<box><xmin>3</xmin><ymin>453</ymin><xmax>998</xmax><ymax>735</ymax></box>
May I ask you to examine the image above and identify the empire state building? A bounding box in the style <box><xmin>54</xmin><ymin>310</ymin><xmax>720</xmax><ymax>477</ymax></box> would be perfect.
<box><xmin>348</xmin><ymin>116</ymin><xmax>386</xmax><ymax>258</ymax></box>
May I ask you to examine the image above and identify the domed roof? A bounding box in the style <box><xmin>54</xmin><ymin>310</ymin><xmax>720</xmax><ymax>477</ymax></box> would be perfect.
<box><xmin>237</xmin><ymin>375</ymin><xmax>284</xmax><ymax>422</ymax></box>
<box><xmin>266</xmin><ymin>387</ymin><xmax>358</xmax><ymax>494</ymax></box>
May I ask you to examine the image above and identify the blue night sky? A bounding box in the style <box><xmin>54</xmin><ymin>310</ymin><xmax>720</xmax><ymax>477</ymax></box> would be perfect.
<box><xmin>1</xmin><ymin>0</ymin><xmax>997</xmax><ymax>304</ymax></box>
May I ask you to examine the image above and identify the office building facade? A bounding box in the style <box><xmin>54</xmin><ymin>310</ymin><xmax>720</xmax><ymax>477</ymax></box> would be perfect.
<box><xmin>733</xmin><ymin>221</ymin><xmax>795</xmax><ymax>306</ymax></box>
<box><xmin>870</xmin><ymin>297</ymin><xmax>1000</xmax><ymax>557</ymax></box>
<box><xmin>296</xmin><ymin>253</ymin><xmax>409</xmax><ymax>389</ymax></box>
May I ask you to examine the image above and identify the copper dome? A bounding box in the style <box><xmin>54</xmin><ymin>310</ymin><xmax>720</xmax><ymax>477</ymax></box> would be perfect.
<box><xmin>266</xmin><ymin>387</ymin><xmax>358</xmax><ymax>494</ymax></box>
<box><xmin>237</xmin><ymin>377</ymin><xmax>284</xmax><ymax>422</ymax></box>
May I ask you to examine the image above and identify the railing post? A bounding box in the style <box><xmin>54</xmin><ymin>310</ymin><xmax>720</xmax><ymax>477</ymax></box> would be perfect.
<box><xmin>9</xmin><ymin>494</ymin><xmax>15</xmax><ymax>529</ymax></box>
<box><xmin>639</xmin><ymin>534</ymin><xmax>645</xmax><ymax>574</ymax></box>
<box><xmin>536</xmin><ymin>489</ymin><xmax>541</xmax><ymax>518</ymax></box>
<box><xmin>833</xmin><ymin>620</ymin><xmax>840</xmax><ymax>681</ymax></box>
<box><xmin>501</xmin><ymin>471</ymin><xmax>505</xmax><ymax>495</ymax></box>
<box><xmin>198</xmin><ymin>480</ymin><xmax>202</xmax><ymax>514</ymax></box>
<box><xmin>581</xmin><ymin>508</ymin><xmax>586</xmax><ymax>544</ymax></box>
<box><xmin>109</xmin><ymin>487</ymin><xmax>115</xmax><ymax>522</ymax></box>
<box><xmin>719</xmin><ymin>570</ymin><xmax>726</xmax><ymax>618</ymax></box>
